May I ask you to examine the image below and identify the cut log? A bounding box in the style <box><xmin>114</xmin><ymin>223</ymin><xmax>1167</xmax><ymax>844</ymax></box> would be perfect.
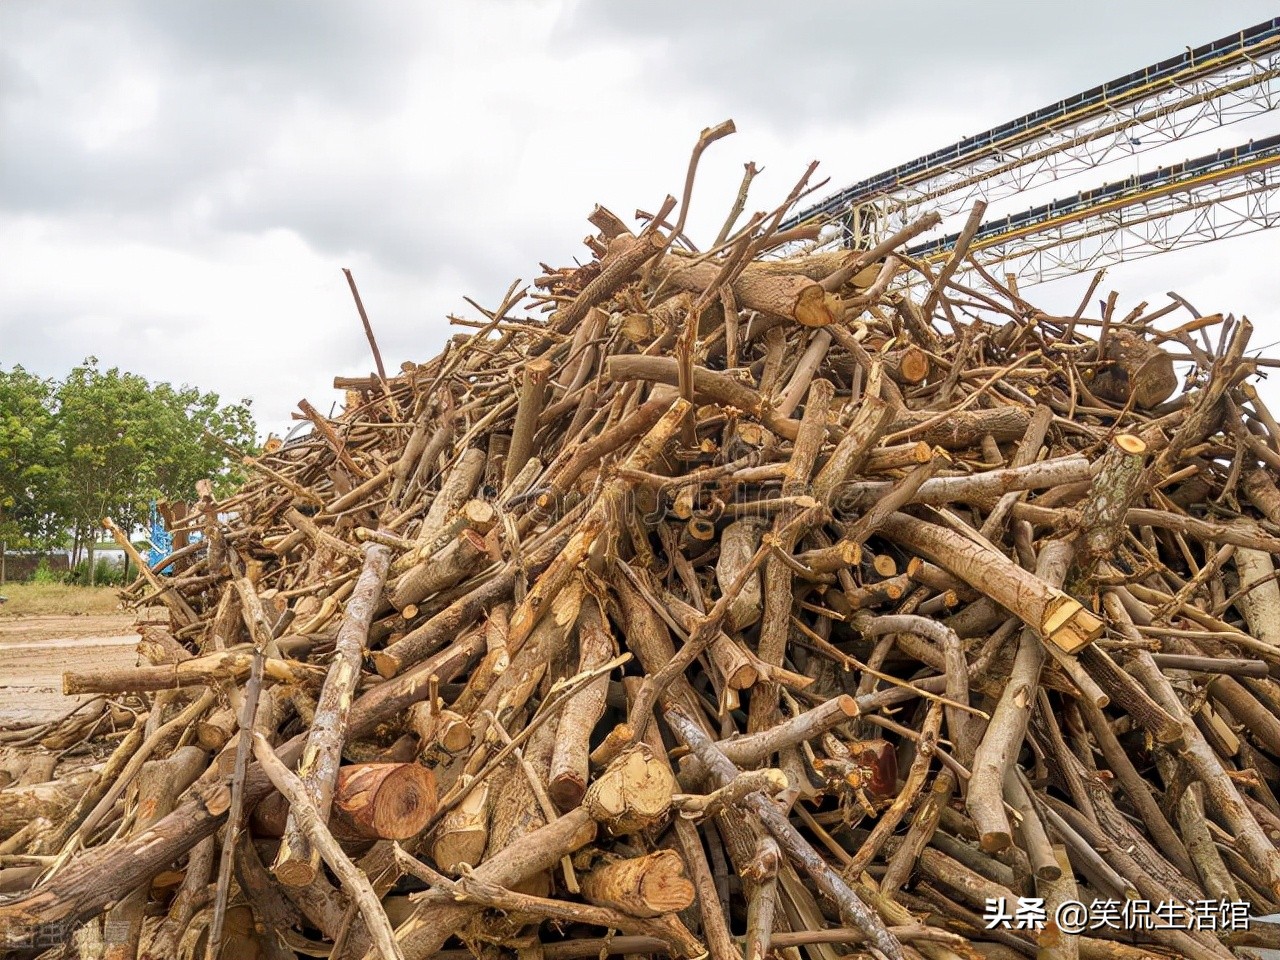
<box><xmin>582</xmin><ymin>744</ymin><xmax>675</xmax><ymax>836</ymax></box>
<box><xmin>879</xmin><ymin>513</ymin><xmax>1103</xmax><ymax>654</ymax></box>
<box><xmin>1091</xmin><ymin>330</ymin><xmax>1178</xmax><ymax>409</ymax></box>
<box><xmin>330</xmin><ymin>763</ymin><xmax>436</xmax><ymax>841</ymax></box>
<box><xmin>654</xmin><ymin>258</ymin><xmax>841</xmax><ymax>328</ymax></box>
<box><xmin>580</xmin><ymin>850</ymin><xmax>696</xmax><ymax>918</ymax></box>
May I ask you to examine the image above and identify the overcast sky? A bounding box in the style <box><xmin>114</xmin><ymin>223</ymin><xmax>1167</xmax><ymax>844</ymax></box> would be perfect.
<box><xmin>3</xmin><ymin>1</ymin><xmax>1280</xmax><ymax>435</ymax></box>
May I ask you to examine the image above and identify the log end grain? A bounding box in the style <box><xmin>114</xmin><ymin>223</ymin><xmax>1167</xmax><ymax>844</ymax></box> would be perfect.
<box><xmin>333</xmin><ymin>762</ymin><xmax>437</xmax><ymax>841</ymax></box>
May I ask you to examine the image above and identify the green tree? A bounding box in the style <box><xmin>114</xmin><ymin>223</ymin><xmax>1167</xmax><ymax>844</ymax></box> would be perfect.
<box><xmin>0</xmin><ymin>366</ymin><xmax>65</xmax><ymax>582</ymax></box>
<box><xmin>56</xmin><ymin>358</ymin><xmax>256</xmax><ymax>584</ymax></box>
<box><xmin>147</xmin><ymin>381</ymin><xmax>257</xmax><ymax>500</ymax></box>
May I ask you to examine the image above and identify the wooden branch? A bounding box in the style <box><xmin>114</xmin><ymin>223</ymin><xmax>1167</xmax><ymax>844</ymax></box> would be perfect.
<box><xmin>880</xmin><ymin>513</ymin><xmax>1103</xmax><ymax>654</ymax></box>
<box><xmin>664</xmin><ymin>707</ymin><xmax>904</xmax><ymax>960</ymax></box>
<box><xmin>252</xmin><ymin>734</ymin><xmax>404</xmax><ymax>960</ymax></box>
<box><xmin>967</xmin><ymin>538</ymin><xmax>1073</xmax><ymax>851</ymax></box>
<box><xmin>1076</xmin><ymin>434</ymin><xmax>1148</xmax><ymax>574</ymax></box>
<box><xmin>103</xmin><ymin>516</ymin><xmax>197</xmax><ymax>626</ymax></box>
<box><xmin>548</xmin><ymin>595</ymin><xmax>613</xmax><ymax>811</ymax></box>
<box><xmin>276</xmin><ymin>543</ymin><xmax>392</xmax><ymax>886</ymax></box>
<box><xmin>504</xmin><ymin>357</ymin><xmax>552</xmax><ymax>487</ymax></box>
<box><xmin>64</xmin><ymin>648</ymin><xmax>324</xmax><ymax>695</ymax></box>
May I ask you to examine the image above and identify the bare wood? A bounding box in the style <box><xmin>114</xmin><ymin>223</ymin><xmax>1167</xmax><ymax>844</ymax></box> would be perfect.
<box><xmin>388</xmin><ymin>530</ymin><xmax>488</xmax><ymax>612</ymax></box>
<box><xmin>103</xmin><ymin>745</ymin><xmax>205</xmax><ymax>960</ymax></box>
<box><xmin>1091</xmin><ymin>331</ymin><xmax>1177</xmax><ymax>409</ymax></box>
<box><xmin>276</xmin><ymin>544</ymin><xmax>392</xmax><ymax>886</ymax></box>
<box><xmin>253</xmin><ymin>734</ymin><xmax>403</xmax><ymax>960</ymax></box>
<box><xmin>548</xmin><ymin>595</ymin><xmax>613</xmax><ymax>811</ymax></box>
<box><xmin>507</xmin><ymin>397</ymin><xmax>690</xmax><ymax>651</ymax></box>
<box><xmin>716</xmin><ymin>518</ymin><xmax>766</xmax><ymax>630</ymax></box>
<box><xmin>743</xmin><ymin>837</ymin><xmax>780</xmax><ymax>960</ymax></box>
<box><xmin>505</xmin><ymin>357</ymin><xmax>552</xmax><ymax>487</ymax></box>
<box><xmin>431</xmin><ymin>776</ymin><xmax>489</xmax><ymax>873</ymax></box>
<box><xmin>0</xmin><ymin>771</ymin><xmax>97</xmax><ymax>841</ymax></box>
<box><xmin>583</xmin><ymin>744</ymin><xmax>675</xmax><ymax>836</ymax></box>
<box><xmin>880</xmin><ymin>513</ymin><xmax>1102</xmax><ymax>654</ymax></box>
<box><xmin>606</xmin><ymin>355</ymin><xmax>803</xmax><ymax>441</ymax></box>
<box><xmin>749</xmin><ymin>378</ymin><xmax>832</xmax><ymax>734</ymax></box>
<box><xmin>331</xmin><ymin>763</ymin><xmax>436</xmax><ymax>840</ymax></box>
<box><xmin>967</xmin><ymin>538</ymin><xmax>1073</xmax><ymax>851</ymax></box>
<box><xmin>580</xmin><ymin>850</ymin><xmax>695</xmax><ymax>918</ymax></box>
<box><xmin>655</xmin><ymin>258</ymin><xmax>841</xmax><ymax>328</ymax></box>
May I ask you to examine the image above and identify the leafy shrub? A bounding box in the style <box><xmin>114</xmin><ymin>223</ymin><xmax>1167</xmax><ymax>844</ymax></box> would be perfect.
<box><xmin>30</xmin><ymin>558</ymin><xmax>63</xmax><ymax>584</ymax></box>
<box><xmin>68</xmin><ymin>558</ymin><xmax>126</xmax><ymax>587</ymax></box>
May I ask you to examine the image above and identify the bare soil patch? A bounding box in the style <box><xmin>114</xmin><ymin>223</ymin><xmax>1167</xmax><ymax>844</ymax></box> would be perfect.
<box><xmin>0</xmin><ymin>613</ymin><xmax>138</xmax><ymax>726</ymax></box>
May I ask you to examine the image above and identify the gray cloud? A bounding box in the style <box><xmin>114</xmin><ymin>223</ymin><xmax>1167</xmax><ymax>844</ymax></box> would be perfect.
<box><xmin>556</xmin><ymin>2</ymin><xmax>1280</xmax><ymax>132</ymax></box>
<box><xmin>2</xmin><ymin>0</ymin><xmax>1278</xmax><ymax>428</ymax></box>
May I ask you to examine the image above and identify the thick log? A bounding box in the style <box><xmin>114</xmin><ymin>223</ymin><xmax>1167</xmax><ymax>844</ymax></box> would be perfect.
<box><xmin>879</xmin><ymin>513</ymin><xmax>1103</xmax><ymax>654</ymax></box>
<box><xmin>583</xmin><ymin>744</ymin><xmax>675</xmax><ymax>836</ymax></box>
<box><xmin>432</xmin><ymin>776</ymin><xmax>489</xmax><ymax>873</ymax></box>
<box><xmin>102</xmin><ymin>746</ymin><xmax>205</xmax><ymax>960</ymax></box>
<box><xmin>580</xmin><ymin>850</ymin><xmax>695</xmax><ymax>918</ymax></box>
<box><xmin>715</xmin><ymin>518</ymin><xmax>765</xmax><ymax>631</ymax></box>
<box><xmin>1091</xmin><ymin>330</ymin><xmax>1177</xmax><ymax>409</ymax></box>
<box><xmin>1075</xmin><ymin>434</ymin><xmax>1148</xmax><ymax>573</ymax></box>
<box><xmin>388</xmin><ymin>529</ymin><xmax>488</xmax><ymax>612</ymax></box>
<box><xmin>253</xmin><ymin>735</ymin><xmax>403</xmax><ymax>960</ymax></box>
<box><xmin>885</xmin><ymin>407</ymin><xmax>1032</xmax><ymax>447</ymax></box>
<box><xmin>505</xmin><ymin>357</ymin><xmax>552</xmax><ymax>487</ymax></box>
<box><xmin>330</xmin><ymin>763</ymin><xmax>436</xmax><ymax>841</ymax></box>
<box><xmin>654</xmin><ymin>258</ymin><xmax>841</xmax><ymax>328</ymax></box>
<box><xmin>0</xmin><ymin>771</ymin><xmax>96</xmax><ymax>841</ymax></box>
<box><xmin>548</xmin><ymin>595</ymin><xmax>614</xmax><ymax>811</ymax></box>
<box><xmin>967</xmin><ymin>539</ymin><xmax>1072</xmax><ymax>852</ymax></box>
<box><xmin>63</xmin><ymin>650</ymin><xmax>324</xmax><ymax>695</ymax></box>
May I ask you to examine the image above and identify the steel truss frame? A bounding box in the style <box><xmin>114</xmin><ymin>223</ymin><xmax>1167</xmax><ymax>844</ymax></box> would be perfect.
<box><xmin>781</xmin><ymin>18</ymin><xmax>1280</xmax><ymax>254</ymax></box>
<box><xmin>896</xmin><ymin>159</ymin><xmax>1280</xmax><ymax>290</ymax></box>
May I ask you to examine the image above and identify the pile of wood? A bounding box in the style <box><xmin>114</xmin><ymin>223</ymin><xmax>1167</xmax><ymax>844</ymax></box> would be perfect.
<box><xmin>5</xmin><ymin>125</ymin><xmax>1280</xmax><ymax>960</ymax></box>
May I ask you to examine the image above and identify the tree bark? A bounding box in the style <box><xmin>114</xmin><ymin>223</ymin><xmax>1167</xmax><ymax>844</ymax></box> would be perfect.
<box><xmin>276</xmin><ymin>544</ymin><xmax>392</xmax><ymax>887</ymax></box>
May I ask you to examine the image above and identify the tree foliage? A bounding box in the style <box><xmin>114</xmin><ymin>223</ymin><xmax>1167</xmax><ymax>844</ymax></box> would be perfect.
<box><xmin>0</xmin><ymin>366</ymin><xmax>63</xmax><ymax>548</ymax></box>
<box><xmin>0</xmin><ymin>358</ymin><xmax>257</xmax><ymax>554</ymax></box>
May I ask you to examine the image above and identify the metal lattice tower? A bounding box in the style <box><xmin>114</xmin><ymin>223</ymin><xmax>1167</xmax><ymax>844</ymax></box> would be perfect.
<box><xmin>780</xmin><ymin>18</ymin><xmax>1280</xmax><ymax>283</ymax></box>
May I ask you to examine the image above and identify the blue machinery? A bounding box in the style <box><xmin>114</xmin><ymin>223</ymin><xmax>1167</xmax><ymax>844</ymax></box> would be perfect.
<box><xmin>781</xmin><ymin>18</ymin><xmax>1280</xmax><ymax>285</ymax></box>
<box><xmin>145</xmin><ymin>502</ymin><xmax>174</xmax><ymax>571</ymax></box>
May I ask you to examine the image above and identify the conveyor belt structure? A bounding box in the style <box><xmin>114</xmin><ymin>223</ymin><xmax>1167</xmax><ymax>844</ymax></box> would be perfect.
<box><xmin>906</xmin><ymin>132</ymin><xmax>1280</xmax><ymax>283</ymax></box>
<box><xmin>777</xmin><ymin>18</ymin><xmax>1280</xmax><ymax>282</ymax></box>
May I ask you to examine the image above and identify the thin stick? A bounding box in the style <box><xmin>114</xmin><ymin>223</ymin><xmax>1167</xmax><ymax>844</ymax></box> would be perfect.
<box><xmin>344</xmin><ymin>267</ymin><xmax>388</xmax><ymax>384</ymax></box>
<box><xmin>207</xmin><ymin>650</ymin><xmax>265</xmax><ymax>960</ymax></box>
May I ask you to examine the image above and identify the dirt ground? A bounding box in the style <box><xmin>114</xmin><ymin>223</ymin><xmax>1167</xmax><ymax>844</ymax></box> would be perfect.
<box><xmin>0</xmin><ymin>612</ymin><xmax>138</xmax><ymax>727</ymax></box>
